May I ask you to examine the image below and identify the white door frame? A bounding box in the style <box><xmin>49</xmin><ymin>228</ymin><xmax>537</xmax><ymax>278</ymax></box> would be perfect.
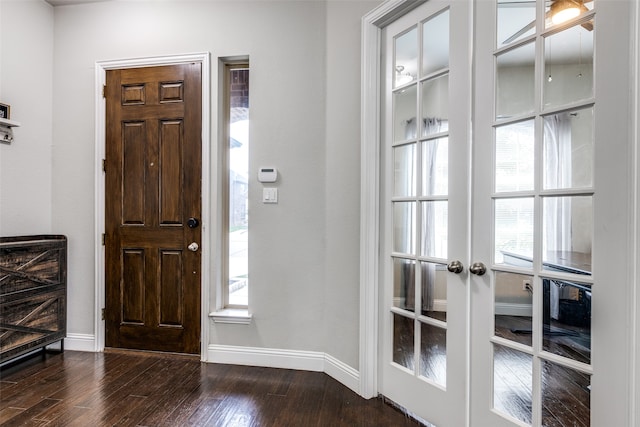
<box><xmin>634</xmin><ymin>3</ymin><xmax>640</xmax><ymax>425</ymax></box>
<box><xmin>94</xmin><ymin>53</ymin><xmax>211</xmax><ymax>360</ymax></box>
<box><xmin>636</xmin><ymin>2</ymin><xmax>640</xmax><ymax>423</ymax></box>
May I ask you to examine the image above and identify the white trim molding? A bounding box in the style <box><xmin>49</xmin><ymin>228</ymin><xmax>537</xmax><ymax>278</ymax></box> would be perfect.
<box><xmin>360</xmin><ymin>0</ymin><xmax>426</xmax><ymax>400</ymax></box>
<box><xmin>94</xmin><ymin>53</ymin><xmax>211</xmax><ymax>360</ymax></box>
<box><xmin>209</xmin><ymin>309</ymin><xmax>252</xmax><ymax>325</ymax></box>
<box><xmin>62</xmin><ymin>333</ymin><xmax>96</xmax><ymax>353</ymax></box>
<box><xmin>208</xmin><ymin>345</ymin><xmax>360</xmax><ymax>395</ymax></box>
<box><xmin>633</xmin><ymin>0</ymin><xmax>640</xmax><ymax>424</ymax></box>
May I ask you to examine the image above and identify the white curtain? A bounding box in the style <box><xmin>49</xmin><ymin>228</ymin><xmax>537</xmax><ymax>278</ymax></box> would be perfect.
<box><xmin>400</xmin><ymin>117</ymin><xmax>447</xmax><ymax>313</ymax></box>
<box><xmin>421</xmin><ymin>118</ymin><xmax>446</xmax><ymax>313</ymax></box>
<box><xmin>543</xmin><ymin>112</ymin><xmax>572</xmax><ymax>319</ymax></box>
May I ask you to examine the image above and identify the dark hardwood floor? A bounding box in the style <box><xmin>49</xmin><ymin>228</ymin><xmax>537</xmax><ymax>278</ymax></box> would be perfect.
<box><xmin>0</xmin><ymin>350</ymin><xmax>423</xmax><ymax>427</ymax></box>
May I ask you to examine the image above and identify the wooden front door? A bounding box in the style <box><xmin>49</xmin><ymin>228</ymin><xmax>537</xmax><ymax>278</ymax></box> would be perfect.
<box><xmin>105</xmin><ymin>63</ymin><xmax>202</xmax><ymax>354</ymax></box>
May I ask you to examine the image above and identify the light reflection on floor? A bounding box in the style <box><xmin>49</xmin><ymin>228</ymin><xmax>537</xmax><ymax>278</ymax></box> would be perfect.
<box><xmin>393</xmin><ymin>313</ymin><xmax>591</xmax><ymax>426</ymax></box>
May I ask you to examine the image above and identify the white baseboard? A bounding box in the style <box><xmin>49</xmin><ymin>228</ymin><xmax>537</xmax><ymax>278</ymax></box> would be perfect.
<box><xmin>432</xmin><ymin>299</ymin><xmax>447</xmax><ymax>312</ymax></box>
<box><xmin>208</xmin><ymin>344</ymin><xmax>360</xmax><ymax>395</ymax></box>
<box><xmin>61</xmin><ymin>333</ymin><xmax>96</xmax><ymax>352</ymax></box>
<box><xmin>324</xmin><ymin>352</ymin><xmax>360</xmax><ymax>394</ymax></box>
<box><xmin>391</xmin><ymin>299</ymin><xmax>531</xmax><ymax>317</ymax></box>
<box><xmin>40</xmin><ymin>337</ymin><xmax>362</xmax><ymax>396</ymax></box>
<box><xmin>208</xmin><ymin>344</ymin><xmax>324</xmax><ymax>371</ymax></box>
<box><xmin>495</xmin><ymin>302</ymin><xmax>533</xmax><ymax>317</ymax></box>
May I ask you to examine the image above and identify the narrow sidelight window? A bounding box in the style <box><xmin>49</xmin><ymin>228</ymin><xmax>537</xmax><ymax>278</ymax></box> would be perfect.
<box><xmin>224</xmin><ymin>63</ymin><xmax>249</xmax><ymax>308</ymax></box>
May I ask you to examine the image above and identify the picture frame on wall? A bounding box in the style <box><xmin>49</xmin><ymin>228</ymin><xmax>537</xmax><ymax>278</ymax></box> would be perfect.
<box><xmin>0</xmin><ymin>103</ymin><xmax>10</xmax><ymax>120</ymax></box>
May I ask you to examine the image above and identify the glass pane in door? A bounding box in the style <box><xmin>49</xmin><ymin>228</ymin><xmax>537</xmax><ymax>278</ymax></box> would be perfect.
<box><xmin>543</xmin><ymin>107</ymin><xmax>594</xmax><ymax>190</ymax></box>
<box><xmin>542</xmin><ymin>196</ymin><xmax>592</xmax><ymax>273</ymax></box>
<box><xmin>541</xmin><ymin>360</ymin><xmax>591</xmax><ymax>426</ymax></box>
<box><xmin>394</xmin><ymin>144</ymin><xmax>416</xmax><ymax>197</ymax></box>
<box><xmin>421</xmin><ymin>201</ymin><xmax>447</xmax><ymax>259</ymax></box>
<box><xmin>393</xmin><ymin>258</ymin><xmax>415</xmax><ymax>312</ymax></box>
<box><xmin>497</xmin><ymin>0</ymin><xmax>535</xmax><ymax>46</ymax></box>
<box><xmin>421</xmin><ymin>75</ymin><xmax>449</xmax><ymax>136</ymax></box>
<box><xmin>543</xmin><ymin>24</ymin><xmax>594</xmax><ymax>109</ymax></box>
<box><xmin>395</xmin><ymin>27</ymin><xmax>418</xmax><ymax>88</ymax></box>
<box><xmin>393</xmin><ymin>313</ymin><xmax>415</xmax><ymax>370</ymax></box>
<box><xmin>494</xmin><ymin>197</ymin><xmax>534</xmax><ymax>265</ymax></box>
<box><xmin>421</xmin><ymin>261</ymin><xmax>447</xmax><ymax>321</ymax></box>
<box><xmin>494</xmin><ymin>271</ymin><xmax>533</xmax><ymax>347</ymax></box>
<box><xmin>542</xmin><ymin>278</ymin><xmax>591</xmax><ymax>364</ymax></box>
<box><xmin>493</xmin><ymin>343</ymin><xmax>533</xmax><ymax>424</ymax></box>
<box><xmin>495</xmin><ymin>120</ymin><xmax>535</xmax><ymax>192</ymax></box>
<box><xmin>422</xmin><ymin>9</ymin><xmax>449</xmax><ymax>75</ymax></box>
<box><xmin>420</xmin><ymin>322</ymin><xmax>446</xmax><ymax>386</ymax></box>
<box><xmin>393</xmin><ymin>202</ymin><xmax>415</xmax><ymax>254</ymax></box>
<box><xmin>422</xmin><ymin>138</ymin><xmax>448</xmax><ymax>196</ymax></box>
<box><xmin>496</xmin><ymin>42</ymin><xmax>535</xmax><ymax>119</ymax></box>
<box><xmin>394</xmin><ymin>86</ymin><xmax>419</xmax><ymax>141</ymax></box>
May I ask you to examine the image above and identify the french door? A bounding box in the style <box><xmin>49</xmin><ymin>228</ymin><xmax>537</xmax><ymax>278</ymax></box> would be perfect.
<box><xmin>378</xmin><ymin>0</ymin><xmax>634</xmax><ymax>426</ymax></box>
<box><xmin>380</xmin><ymin>1</ymin><xmax>471</xmax><ymax>425</ymax></box>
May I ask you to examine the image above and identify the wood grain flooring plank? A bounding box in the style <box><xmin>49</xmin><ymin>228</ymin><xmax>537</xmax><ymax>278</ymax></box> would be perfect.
<box><xmin>115</xmin><ymin>358</ymin><xmax>202</xmax><ymax>426</ymax></box>
<box><xmin>1</xmin><ymin>350</ymin><xmax>425</xmax><ymax>427</ymax></box>
<box><xmin>63</xmin><ymin>351</ymin><xmax>154</xmax><ymax>410</ymax></box>
<box><xmin>134</xmin><ymin>376</ymin><xmax>202</xmax><ymax>426</ymax></box>
<box><xmin>37</xmin><ymin>404</ymin><xmax>93</xmax><ymax>427</ymax></box>
<box><xmin>36</xmin><ymin>354</ymin><xmax>148</xmax><ymax>426</ymax></box>
<box><xmin>154</xmin><ymin>383</ymin><xmax>209</xmax><ymax>426</ymax></box>
<box><xmin>0</xmin><ymin>406</ymin><xmax>24</xmax><ymax>424</ymax></box>
<box><xmin>0</xmin><ymin>352</ymin><xmax>94</xmax><ymax>410</ymax></box>
<box><xmin>1</xmin><ymin>356</ymin><xmax>65</xmax><ymax>404</ymax></box>
<box><xmin>63</xmin><ymin>359</ymin><xmax>166</xmax><ymax>426</ymax></box>
<box><xmin>0</xmin><ymin>397</ymin><xmax>61</xmax><ymax>425</ymax></box>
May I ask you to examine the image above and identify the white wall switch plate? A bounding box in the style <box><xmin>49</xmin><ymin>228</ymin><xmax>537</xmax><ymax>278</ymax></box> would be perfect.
<box><xmin>263</xmin><ymin>187</ymin><xmax>278</xmax><ymax>204</ymax></box>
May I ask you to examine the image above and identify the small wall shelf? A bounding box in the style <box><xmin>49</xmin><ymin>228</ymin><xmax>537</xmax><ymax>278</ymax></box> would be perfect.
<box><xmin>0</xmin><ymin>118</ymin><xmax>20</xmax><ymax>128</ymax></box>
<box><xmin>0</xmin><ymin>118</ymin><xmax>20</xmax><ymax>143</ymax></box>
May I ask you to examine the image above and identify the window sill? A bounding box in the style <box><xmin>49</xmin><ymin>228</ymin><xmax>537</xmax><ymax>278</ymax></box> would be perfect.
<box><xmin>209</xmin><ymin>308</ymin><xmax>252</xmax><ymax>325</ymax></box>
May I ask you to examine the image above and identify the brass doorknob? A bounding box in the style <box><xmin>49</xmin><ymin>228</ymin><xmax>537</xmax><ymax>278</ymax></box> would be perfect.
<box><xmin>469</xmin><ymin>262</ymin><xmax>487</xmax><ymax>276</ymax></box>
<box><xmin>447</xmin><ymin>260</ymin><xmax>464</xmax><ymax>274</ymax></box>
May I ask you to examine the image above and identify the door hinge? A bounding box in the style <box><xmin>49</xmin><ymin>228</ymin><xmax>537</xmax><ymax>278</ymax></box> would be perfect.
<box><xmin>102</xmin><ymin>84</ymin><xmax>106</xmax><ymax>98</ymax></box>
<box><xmin>101</xmin><ymin>233</ymin><xmax>106</xmax><ymax>246</ymax></box>
<box><xmin>101</xmin><ymin>308</ymin><xmax>105</xmax><ymax>320</ymax></box>
<box><xmin>102</xmin><ymin>158</ymin><xmax>106</xmax><ymax>173</ymax></box>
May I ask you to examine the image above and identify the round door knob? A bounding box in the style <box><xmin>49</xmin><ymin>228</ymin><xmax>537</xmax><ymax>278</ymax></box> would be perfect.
<box><xmin>187</xmin><ymin>242</ymin><xmax>199</xmax><ymax>252</ymax></box>
<box><xmin>187</xmin><ymin>217</ymin><xmax>200</xmax><ymax>229</ymax></box>
<box><xmin>447</xmin><ymin>260</ymin><xmax>464</xmax><ymax>274</ymax></box>
<box><xmin>469</xmin><ymin>262</ymin><xmax>487</xmax><ymax>276</ymax></box>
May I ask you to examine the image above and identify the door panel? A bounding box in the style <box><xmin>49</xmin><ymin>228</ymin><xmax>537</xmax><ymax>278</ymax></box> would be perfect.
<box><xmin>471</xmin><ymin>0</ymin><xmax>630</xmax><ymax>425</ymax></box>
<box><xmin>380</xmin><ymin>1</ymin><xmax>471</xmax><ymax>425</ymax></box>
<box><xmin>105</xmin><ymin>63</ymin><xmax>202</xmax><ymax>355</ymax></box>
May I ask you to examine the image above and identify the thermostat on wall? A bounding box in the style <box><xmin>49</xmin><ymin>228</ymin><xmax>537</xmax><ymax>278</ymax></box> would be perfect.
<box><xmin>258</xmin><ymin>167</ymin><xmax>278</xmax><ymax>183</ymax></box>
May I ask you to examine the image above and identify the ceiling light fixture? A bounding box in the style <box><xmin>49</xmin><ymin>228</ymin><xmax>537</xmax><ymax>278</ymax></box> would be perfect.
<box><xmin>395</xmin><ymin>65</ymin><xmax>413</xmax><ymax>86</ymax></box>
<box><xmin>550</xmin><ymin>0</ymin><xmax>587</xmax><ymax>25</ymax></box>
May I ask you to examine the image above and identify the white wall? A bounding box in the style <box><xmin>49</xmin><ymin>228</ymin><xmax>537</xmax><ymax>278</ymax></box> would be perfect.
<box><xmin>0</xmin><ymin>0</ymin><xmax>53</xmax><ymax>236</ymax></box>
<box><xmin>43</xmin><ymin>0</ymin><xmax>378</xmax><ymax>370</ymax></box>
<box><xmin>324</xmin><ymin>0</ymin><xmax>377</xmax><ymax>369</ymax></box>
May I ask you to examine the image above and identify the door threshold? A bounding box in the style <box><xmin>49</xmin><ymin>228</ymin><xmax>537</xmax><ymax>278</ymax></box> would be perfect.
<box><xmin>104</xmin><ymin>347</ymin><xmax>200</xmax><ymax>360</ymax></box>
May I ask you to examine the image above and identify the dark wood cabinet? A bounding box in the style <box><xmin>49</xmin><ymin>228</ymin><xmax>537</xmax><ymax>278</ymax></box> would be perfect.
<box><xmin>0</xmin><ymin>235</ymin><xmax>67</xmax><ymax>364</ymax></box>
